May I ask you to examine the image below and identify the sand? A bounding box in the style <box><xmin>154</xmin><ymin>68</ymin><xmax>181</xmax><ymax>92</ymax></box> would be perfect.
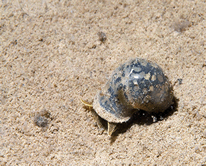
<box><xmin>0</xmin><ymin>0</ymin><xmax>205</xmax><ymax>165</ymax></box>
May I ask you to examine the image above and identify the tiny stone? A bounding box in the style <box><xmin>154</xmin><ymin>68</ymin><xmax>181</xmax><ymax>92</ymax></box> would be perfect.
<box><xmin>98</xmin><ymin>32</ymin><xmax>107</xmax><ymax>42</ymax></box>
<box><xmin>177</xmin><ymin>78</ymin><xmax>183</xmax><ymax>85</ymax></box>
<box><xmin>34</xmin><ymin>110</ymin><xmax>51</xmax><ymax>128</ymax></box>
<box><xmin>152</xmin><ymin>116</ymin><xmax>157</xmax><ymax>122</ymax></box>
<box><xmin>34</xmin><ymin>115</ymin><xmax>48</xmax><ymax>127</ymax></box>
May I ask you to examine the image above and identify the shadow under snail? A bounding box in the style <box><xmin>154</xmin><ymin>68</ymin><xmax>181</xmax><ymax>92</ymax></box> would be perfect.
<box><xmin>82</xmin><ymin>58</ymin><xmax>173</xmax><ymax>135</ymax></box>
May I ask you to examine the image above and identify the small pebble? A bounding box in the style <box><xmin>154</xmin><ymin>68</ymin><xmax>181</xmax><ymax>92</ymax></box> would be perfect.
<box><xmin>177</xmin><ymin>78</ymin><xmax>183</xmax><ymax>85</ymax></box>
<box><xmin>97</xmin><ymin>32</ymin><xmax>107</xmax><ymax>42</ymax></box>
<box><xmin>34</xmin><ymin>115</ymin><xmax>48</xmax><ymax>127</ymax></box>
<box><xmin>34</xmin><ymin>110</ymin><xmax>51</xmax><ymax>128</ymax></box>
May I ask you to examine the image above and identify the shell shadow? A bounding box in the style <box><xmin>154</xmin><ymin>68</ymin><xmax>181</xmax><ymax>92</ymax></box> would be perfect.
<box><xmin>110</xmin><ymin>96</ymin><xmax>179</xmax><ymax>144</ymax></box>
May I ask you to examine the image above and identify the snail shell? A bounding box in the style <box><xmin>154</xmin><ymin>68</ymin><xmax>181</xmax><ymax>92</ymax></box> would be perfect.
<box><xmin>93</xmin><ymin>58</ymin><xmax>173</xmax><ymax>124</ymax></box>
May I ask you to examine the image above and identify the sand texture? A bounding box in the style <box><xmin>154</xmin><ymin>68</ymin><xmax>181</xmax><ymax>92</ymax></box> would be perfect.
<box><xmin>0</xmin><ymin>0</ymin><xmax>206</xmax><ymax>165</ymax></box>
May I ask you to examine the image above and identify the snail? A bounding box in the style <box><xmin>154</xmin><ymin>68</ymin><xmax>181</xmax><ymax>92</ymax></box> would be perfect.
<box><xmin>82</xmin><ymin>58</ymin><xmax>173</xmax><ymax>135</ymax></box>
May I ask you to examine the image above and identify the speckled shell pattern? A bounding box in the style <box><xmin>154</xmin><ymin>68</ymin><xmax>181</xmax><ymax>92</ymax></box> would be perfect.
<box><xmin>93</xmin><ymin>58</ymin><xmax>173</xmax><ymax>123</ymax></box>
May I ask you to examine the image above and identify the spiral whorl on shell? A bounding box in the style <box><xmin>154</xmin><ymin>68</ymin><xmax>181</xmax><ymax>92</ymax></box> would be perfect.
<box><xmin>93</xmin><ymin>58</ymin><xmax>173</xmax><ymax>124</ymax></box>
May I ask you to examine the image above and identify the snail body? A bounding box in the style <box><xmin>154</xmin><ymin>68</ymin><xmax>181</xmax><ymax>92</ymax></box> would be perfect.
<box><xmin>92</xmin><ymin>58</ymin><xmax>173</xmax><ymax>135</ymax></box>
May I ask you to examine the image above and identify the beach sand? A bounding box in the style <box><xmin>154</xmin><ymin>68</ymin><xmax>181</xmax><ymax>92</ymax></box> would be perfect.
<box><xmin>0</xmin><ymin>0</ymin><xmax>205</xmax><ymax>165</ymax></box>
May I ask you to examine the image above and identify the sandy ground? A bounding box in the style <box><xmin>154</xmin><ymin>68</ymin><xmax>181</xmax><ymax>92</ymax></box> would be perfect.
<box><xmin>0</xmin><ymin>0</ymin><xmax>206</xmax><ymax>165</ymax></box>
